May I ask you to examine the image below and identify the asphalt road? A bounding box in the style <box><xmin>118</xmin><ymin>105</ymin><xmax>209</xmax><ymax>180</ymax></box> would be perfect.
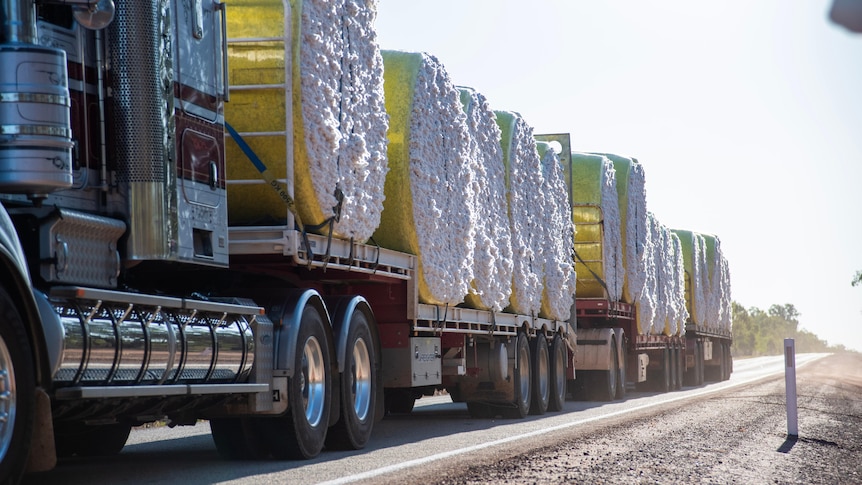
<box><xmin>22</xmin><ymin>353</ymin><xmax>826</xmax><ymax>485</ymax></box>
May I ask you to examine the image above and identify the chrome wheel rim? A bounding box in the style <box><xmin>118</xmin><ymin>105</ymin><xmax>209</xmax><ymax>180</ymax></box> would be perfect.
<box><xmin>518</xmin><ymin>342</ymin><xmax>530</xmax><ymax>403</ymax></box>
<box><xmin>554</xmin><ymin>343</ymin><xmax>565</xmax><ymax>402</ymax></box>
<box><xmin>537</xmin><ymin>342</ymin><xmax>549</xmax><ymax>403</ymax></box>
<box><xmin>350</xmin><ymin>337</ymin><xmax>372</xmax><ymax>422</ymax></box>
<box><xmin>301</xmin><ymin>336</ymin><xmax>326</xmax><ymax>427</ymax></box>
<box><xmin>0</xmin><ymin>336</ymin><xmax>16</xmax><ymax>461</ymax></box>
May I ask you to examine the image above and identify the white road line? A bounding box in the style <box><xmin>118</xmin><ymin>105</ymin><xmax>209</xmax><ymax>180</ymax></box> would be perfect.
<box><xmin>319</xmin><ymin>353</ymin><xmax>827</xmax><ymax>485</ymax></box>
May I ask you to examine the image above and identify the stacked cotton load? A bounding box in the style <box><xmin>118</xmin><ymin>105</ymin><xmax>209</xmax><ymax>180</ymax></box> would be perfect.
<box><xmin>702</xmin><ymin>235</ymin><xmax>732</xmax><ymax>332</ymax></box>
<box><xmin>603</xmin><ymin>155</ymin><xmax>648</xmax><ymax>305</ymax></box>
<box><xmin>651</xmin><ymin>217</ymin><xmax>672</xmax><ymax>335</ymax></box>
<box><xmin>495</xmin><ymin>111</ymin><xmax>547</xmax><ymax>315</ymax></box>
<box><xmin>669</xmin><ymin>232</ymin><xmax>690</xmax><ymax>335</ymax></box>
<box><xmin>672</xmin><ymin>230</ymin><xmax>710</xmax><ymax>329</ymax></box>
<box><xmin>569</xmin><ymin>153</ymin><xmax>625</xmax><ymax>302</ymax></box>
<box><xmin>643</xmin><ymin>219</ymin><xmax>689</xmax><ymax>336</ymax></box>
<box><xmin>536</xmin><ymin>142</ymin><xmax>577</xmax><ymax>321</ymax></box>
<box><xmin>458</xmin><ymin>88</ymin><xmax>513</xmax><ymax>312</ymax></box>
<box><xmin>374</xmin><ymin>51</ymin><xmax>474</xmax><ymax>305</ymax></box>
<box><xmin>635</xmin><ymin>213</ymin><xmax>658</xmax><ymax>334</ymax></box>
<box><xmin>225</xmin><ymin>0</ymin><xmax>388</xmax><ymax>241</ymax></box>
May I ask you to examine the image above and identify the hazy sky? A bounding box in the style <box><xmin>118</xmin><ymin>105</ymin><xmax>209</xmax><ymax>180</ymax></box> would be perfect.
<box><xmin>374</xmin><ymin>0</ymin><xmax>862</xmax><ymax>352</ymax></box>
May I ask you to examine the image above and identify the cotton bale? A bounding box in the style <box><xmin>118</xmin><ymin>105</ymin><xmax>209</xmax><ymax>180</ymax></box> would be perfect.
<box><xmin>672</xmin><ymin>229</ymin><xmax>709</xmax><ymax>329</ymax></box>
<box><xmin>569</xmin><ymin>153</ymin><xmax>624</xmax><ymax>302</ymax></box>
<box><xmin>495</xmin><ymin>111</ymin><xmax>546</xmax><ymax>316</ymax></box>
<box><xmin>669</xmin><ymin>232</ymin><xmax>690</xmax><ymax>336</ymax></box>
<box><xmin>603</xmin><ymin>154</ymin><xmax>648</xmax><ymax>305</ymax></box>
<box><xmin>374</xmin><ymin>51</ymin><xmax>474</xmax><ymax>305</ymax></box>
<box><xmin>225</xmin><ymin>0</ymin><xmax>388</xmax><ymax>241</ymax></box>
<box><xmin>459</xmin><ymin>88</ymin><xmax>513</xmax><ymax>312</ymax></box>
<box><xmin>702</xmin><ymin>234</ymin><xmax>732</xmax><ymax>332</ymax></box>
<box><xmin>536</xmin><ymin>142</ymin><xmax>576</xmax><ymax>321</ymax></box>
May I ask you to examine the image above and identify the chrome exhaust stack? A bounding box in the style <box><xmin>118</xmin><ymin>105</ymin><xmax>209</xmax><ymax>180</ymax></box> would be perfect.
<box><xmin>0</xmin><ymin>0</ymin><xmax>74</xmax><ymax>197</ymax></box>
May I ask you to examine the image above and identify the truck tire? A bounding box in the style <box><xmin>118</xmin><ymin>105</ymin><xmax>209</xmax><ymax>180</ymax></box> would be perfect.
<box><xmin>592</xmin><ymin>339</ymin><xmax>618</xmax><ymax>401</ymax></box>
<box><xmin>670</xmin><ymin>346</ymin><xmax>680</xmax><ymax>391</ymax></box>
<box><xmin>0</xmin><ymin>287</ymin><xmax>34</xmax><ymax>484</ymax></box>
<box><xmin>54</xmin><ymin>421</ymin><xmax>132</xmax><ymax>457</ymax></box>
<box><xmin>723</xmin><ymin>344</ymin><xmax>732</xmax><ymax>381</ymax></box>
<box><xmin>326</xmin><ymin>310</ymin><xmax>376</xmax><ymax>450</ymax></box>
<box><xmin>547</xmin><ymin>334</ymin><xmax>567</xmax><ymax>411</ymax></box>
<box><xmin>615</xmin><ymin>340</ymin><xmax>627</xmax><ymax>400</ymax></box>
<box><xmin>508</xmin><ymin>332</ymin><xmax>531</xmax><ymax>418</ymax></box>
<box><xmin>529</xmin><ymin>334</ymin><xmax>550</xmax><ymax>415</ymax></box>
<box><xmin>265</xmin><ymin>304</ymin><xmax>332</xmax><ymax>459</ymax></box>
<box><xmin>694</xmin><ymin>341</ymin><xmax>705</xmax><ymax>386</ymax></box>
<box><xmin>704</xmin><ymin>342</ymin><xmax>722</xmax><ymax>382</ymax></box>
<box><xmin>660</xmin><ymin>347</ymin><xmax>672</xmax><ymax>392</ymax></box>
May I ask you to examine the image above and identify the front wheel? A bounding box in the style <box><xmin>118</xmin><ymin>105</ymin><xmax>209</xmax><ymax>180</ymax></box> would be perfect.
<box><xmin>326</xmin><ymin>310</ymin><xmax>377</xmax><ymax>450</ymax></box>
<box><xmin>0</xmin><ymin>287</ymin><xmax>34</xmax><ymax>484</ymax></box>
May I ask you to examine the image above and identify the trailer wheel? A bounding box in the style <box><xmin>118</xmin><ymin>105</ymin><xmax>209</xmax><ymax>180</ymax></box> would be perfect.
<box><xmin>529</xmin><ymin>334</ymin><xmax>550</xmax><ymax>415</ymax></box>
<box><xmin>615</xmin><ymin>341</ymin><xmax>627</xmax><ymax>400</ymax></box>
<box><xmin>327</xmin><ymin>310</ymin><xmax>376</xmax><ymax>450</ymax></box>
<box><xmin>547</xmin><ymin>334</ymin><xmax>567</xmax><ymax>412</ymax></box>
<box><xmin>267</xmin><ymin>305</ymin><xmax>331</xmax><ymax>459</ymax></box>
<box><xmin>718</xmin><ymin>343</ymin><xmax>730</xmax><ymax>381</ymax></box>
<box><xmin>658</xmin><ymin>347</ymin><xmax>671</xmax><ymax>393</ymax></box>
<box><xmin>669</xmin><ymin>347</ymin><xmax>679</xmax><ymax>391</ymax></box>
<box><xmin>0</xmin><ymin>287</ymin><xmax>33</xmax><ymax>484</ymax></box>
<box><xmin>592</xmin><ymin>339</ymin><xmax>618</xmax><ymax>401</ymax></box>
<box><xmin>508</xmin><ymin>332</ymin><xmax>531</xmax><ymax>418</ymax></box>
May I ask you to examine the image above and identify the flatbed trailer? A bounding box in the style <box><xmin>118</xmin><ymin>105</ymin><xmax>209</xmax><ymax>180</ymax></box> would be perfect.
<box><xmin>574</xmin><ymin>297</ymin><xmax>732</xmax><ymax>400</ymax></box>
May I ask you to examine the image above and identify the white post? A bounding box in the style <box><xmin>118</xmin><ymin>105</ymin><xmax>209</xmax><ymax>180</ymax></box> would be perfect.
<box><xmin>784</xmin><ymin>338</ymin><xmax>798</xmax><ymax>437</ymax></box>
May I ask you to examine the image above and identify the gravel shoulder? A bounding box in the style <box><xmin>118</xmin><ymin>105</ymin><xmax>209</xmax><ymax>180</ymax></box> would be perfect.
<box><xmin>423</xmin><ymin>352</ymin><xmax>862</xmax><ymax>485</ymax></box>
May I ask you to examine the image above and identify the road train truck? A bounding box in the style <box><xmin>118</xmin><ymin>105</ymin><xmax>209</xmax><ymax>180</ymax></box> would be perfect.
<box><xmin>0</xmin><ymin>0</ymin><xmax>730</xmax><ymax>482</ymax></box>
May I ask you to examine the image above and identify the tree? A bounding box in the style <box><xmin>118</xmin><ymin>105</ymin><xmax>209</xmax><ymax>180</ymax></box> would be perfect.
<box><xmin>730</xmin><ymin>301</ymin><xmax>845</xmax><ymax>357</ymax></box>
<box><xmin>853</xmin><ymin>270</ymin><xmax>862</xmax><ymax>287</ymax></box>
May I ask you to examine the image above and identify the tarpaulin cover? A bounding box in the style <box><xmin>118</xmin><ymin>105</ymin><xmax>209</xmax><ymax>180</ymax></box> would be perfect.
<box><xmin>569</xmin><ymin>153</ymin><xmax>624</xmax><ymax>302</ymax></box>
<box><xmin>225</xmin><ymin>0</ymin><xmax>388</xmax><ymax>241</ymax></box>
<box><xmin>374</xmin><ymin>51</ymin><xmax>474</xmax><ymax>305</ymax></box>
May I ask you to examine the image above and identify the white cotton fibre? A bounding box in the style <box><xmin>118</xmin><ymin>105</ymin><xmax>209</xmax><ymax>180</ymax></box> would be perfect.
<box><xmin>537</xmin><ymin>143</ymin><xmax>576</xmax><ymax>321</ymax></box>
<box><xmin>496</xmin><ymin>111</ymin><xmax>546</xmax><ymax>316</ymax></box>
<box><xmin>375</xmin><ymin>51</ymin><xmax>475</xmax><ymax>305</ymax></box>
<box><xmin>296</xmin><ymin>0</ymin><xmax>388</xmax><ymax>241</ymax></box>
<box><xmin>459</xmin><ymin>88</ymin><xmax>513</xmax><ymax>312</ymax></box>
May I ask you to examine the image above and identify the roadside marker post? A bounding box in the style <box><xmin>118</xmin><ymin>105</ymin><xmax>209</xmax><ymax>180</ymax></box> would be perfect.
<box><xmin>784</xmin><ymin>338</ymin><xmax>798</xmax><ymax>437</ymax></box>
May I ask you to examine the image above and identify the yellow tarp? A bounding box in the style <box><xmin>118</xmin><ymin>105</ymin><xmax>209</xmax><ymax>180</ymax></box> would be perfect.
<box><xmin>570</xmin><ymin>153</ymin><xmax>616</xmax><ymax>299</ymax></box>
